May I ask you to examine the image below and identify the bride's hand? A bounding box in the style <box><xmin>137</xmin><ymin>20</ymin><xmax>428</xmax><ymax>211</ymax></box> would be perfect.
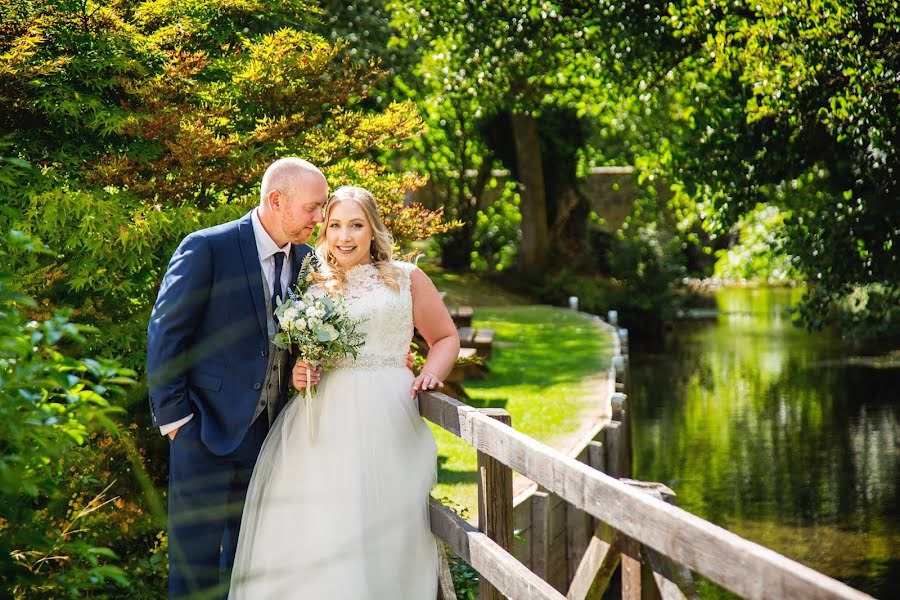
<box><xmin>293</xmin><ymin>361</ymin><xmax>322</xmax><ymax>389</ymax></box>
<box><xmin>411</xmin><ymin>371</ymin><xmax>443</xmax><ymax>398</ymax></box>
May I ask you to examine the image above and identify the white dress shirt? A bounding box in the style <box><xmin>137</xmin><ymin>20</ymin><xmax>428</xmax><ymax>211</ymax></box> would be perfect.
<box><xmin>160</xmin><ymin>210</ymin><xmax>292</xmax><ymax>436</ymax></box>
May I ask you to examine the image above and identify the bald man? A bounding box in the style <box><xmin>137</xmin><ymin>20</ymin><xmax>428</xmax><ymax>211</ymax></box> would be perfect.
<box><xmin>147</xmin><ymin>158</ymin><xmax>328</xmax><ymax>598</ymax></box>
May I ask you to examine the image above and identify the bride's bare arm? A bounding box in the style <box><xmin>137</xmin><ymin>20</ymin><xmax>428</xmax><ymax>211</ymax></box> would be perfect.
<box><xmin>410</xmin><ymin>267</ymin><xmax>460</xmax><ymax>397</ymax></box>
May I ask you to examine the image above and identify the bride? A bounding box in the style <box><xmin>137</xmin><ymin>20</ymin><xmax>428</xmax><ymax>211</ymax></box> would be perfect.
<box><xmin>229</xmin><ymin>186</ymin><xmax>460</xmax><ymax>598</ymax></box>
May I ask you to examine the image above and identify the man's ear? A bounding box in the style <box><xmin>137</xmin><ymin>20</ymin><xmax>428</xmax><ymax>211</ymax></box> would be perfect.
<box><xmin>268</xmin><ymin>190</ymin><xmax>281</xmax><ymax>210</ymax></box>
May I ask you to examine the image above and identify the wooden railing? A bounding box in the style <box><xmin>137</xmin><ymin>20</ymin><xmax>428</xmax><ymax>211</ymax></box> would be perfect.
<box><xmin>420</xmin><ymin>316</ymin><xmax>873</xmax><ymax>600</ymax></box>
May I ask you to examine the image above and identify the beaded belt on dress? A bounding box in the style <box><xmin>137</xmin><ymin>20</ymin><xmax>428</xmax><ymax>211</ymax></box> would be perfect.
<box><xmin>332</xmin><ymin>355</ymin><xmax>408</xmax><ymax>371</ymax></box>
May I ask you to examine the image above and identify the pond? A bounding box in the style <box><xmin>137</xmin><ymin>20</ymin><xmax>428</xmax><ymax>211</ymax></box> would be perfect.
<box><xmin>629</xmin><ymin>287</ymin><xmax>899</xmax><ymax>598</ymax></box>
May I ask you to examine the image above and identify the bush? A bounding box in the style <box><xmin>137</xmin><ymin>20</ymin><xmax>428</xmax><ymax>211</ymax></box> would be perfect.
<box><xmin>470</xmin><ymin>182</ymin><xmax>521</xmax><ymax>272</ymax></box>
<box><xmin>1</xmin><ymin>232</ymin><xmax>140</xmax><ymax>598</ymax></box>
<box><xmin>519</xmin><ymin>223</ymin><xmax>686</xmax><ymax>337</ymax></box>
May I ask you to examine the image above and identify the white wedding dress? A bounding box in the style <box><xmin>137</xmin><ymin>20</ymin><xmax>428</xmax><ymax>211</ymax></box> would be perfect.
<box><xmin>229</xmin><ymin>261</ymin><xmax>438</xmax><ymax>599</ymax></box>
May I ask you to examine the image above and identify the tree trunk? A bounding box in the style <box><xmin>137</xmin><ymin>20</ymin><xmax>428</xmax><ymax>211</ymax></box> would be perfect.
<box><xmin>510</xmin><ymin>113</ymin><xmax>549</xmax><ymax>276</ymax></box>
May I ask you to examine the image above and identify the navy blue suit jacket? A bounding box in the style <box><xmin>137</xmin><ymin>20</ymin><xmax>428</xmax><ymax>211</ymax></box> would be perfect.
<box><xmin>147</xmin><ymin>212</ymin><xmax>312</xmax><ymax>456</ymax></box>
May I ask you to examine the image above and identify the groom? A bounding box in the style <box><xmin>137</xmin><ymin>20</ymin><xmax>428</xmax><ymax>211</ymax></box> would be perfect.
<box><xmin>147</xmin><ymin>157</ymin><xmax>327</xmax><ymax>598</ymax></box>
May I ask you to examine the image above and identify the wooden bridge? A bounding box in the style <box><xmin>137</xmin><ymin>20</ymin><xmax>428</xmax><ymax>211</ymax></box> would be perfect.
<box><xmin>420</xmin><ymin>316</ymin><xmax>873</xmax><ymax>600</ymax></box>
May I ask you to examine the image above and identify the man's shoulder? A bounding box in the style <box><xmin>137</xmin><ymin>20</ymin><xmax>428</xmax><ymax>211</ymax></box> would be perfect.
<box><xmin>184</xmin><ymin>213</ymin><xmax>250</xmax><ymax>245</ymax></box>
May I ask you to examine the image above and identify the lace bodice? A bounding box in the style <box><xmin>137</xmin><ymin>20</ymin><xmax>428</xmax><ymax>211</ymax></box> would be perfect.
<box><xmin>317</xmin><ymin>261</ymin><xmax>414</xmax><ymax>370</ymax></box>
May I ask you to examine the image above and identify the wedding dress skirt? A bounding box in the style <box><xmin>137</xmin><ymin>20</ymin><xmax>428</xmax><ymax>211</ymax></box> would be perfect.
<box><xmin>230</xmin><ymin>262</ymin><xmax>438</xmax><ymax>599</ymax></box>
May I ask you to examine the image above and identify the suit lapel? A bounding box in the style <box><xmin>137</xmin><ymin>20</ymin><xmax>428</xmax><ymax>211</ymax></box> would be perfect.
<box><xmin>238</xmin><ymin>213</ymin><xmax>268</xmax><ymax>338</ymax></box>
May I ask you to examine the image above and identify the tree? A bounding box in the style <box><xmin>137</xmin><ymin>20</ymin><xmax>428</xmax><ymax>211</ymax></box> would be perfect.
<box><xmin>0</xmin><ymin>0</ymin><xmax>450</xmax><ymax>367</ymax></box>
<box><xmin>388</xmin><ymin>1</ymin><xmax>619</xmax><ymax>275</ymax></box>
<box><xmin>0</xmin><ymin>3</ymin><xmax>455</xmax><ymax>592</ymax></box>
<box><xmin>655</xmin><ymin>0</ymin><xmax>899</xmax><ymax>332</ymax></box>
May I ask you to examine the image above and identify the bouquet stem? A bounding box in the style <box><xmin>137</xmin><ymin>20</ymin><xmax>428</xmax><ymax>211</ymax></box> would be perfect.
<box><xmin>305</xmin><ymin>365</ymin><xmax>318</xmax><ymax>440</ymax></box>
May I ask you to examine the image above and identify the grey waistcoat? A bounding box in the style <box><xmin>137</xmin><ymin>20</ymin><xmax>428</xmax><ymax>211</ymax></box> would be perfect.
<box><xmin>251</xmin><ymin>275</ymin><xmax>293</xmax><ymax>425</ymax></box>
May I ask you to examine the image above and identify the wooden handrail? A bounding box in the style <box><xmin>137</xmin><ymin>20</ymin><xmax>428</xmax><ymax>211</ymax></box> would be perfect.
<box><xmin>429</xmin><ymin>497</ymin><xmax>564</xmax><ymax>600</ymax></box>
<box><xmin>420</xmin><ymin>391</ymin><xmax>873</xmax><ymax>600</ymax></box>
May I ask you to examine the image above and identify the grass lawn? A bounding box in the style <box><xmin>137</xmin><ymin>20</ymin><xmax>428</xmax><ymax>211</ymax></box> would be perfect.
<box><xmin>430</xmin><ymin>305</ymin><xmax>613</xmax><ymax>515</ymax></box>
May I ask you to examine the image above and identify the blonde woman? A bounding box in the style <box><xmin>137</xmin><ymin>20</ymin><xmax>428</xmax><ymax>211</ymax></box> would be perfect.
<box><xmin>230</xmin><ymin>186</ymin><xmax>459</xmax><ymax>598</ymax></box>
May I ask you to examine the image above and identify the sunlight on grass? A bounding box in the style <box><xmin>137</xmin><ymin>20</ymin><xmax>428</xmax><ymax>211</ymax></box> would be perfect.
<box><xmin>431</xmin><ymin>305</ymin><xmax>613</xmax><ymax>514</ymax></box>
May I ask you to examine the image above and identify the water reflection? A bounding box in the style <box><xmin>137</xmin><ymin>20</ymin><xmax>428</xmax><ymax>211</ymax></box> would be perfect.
<box><xmin>630</xmin><ymin>287</ymin><xmax>899</xmax><ymax>598</ymax></box>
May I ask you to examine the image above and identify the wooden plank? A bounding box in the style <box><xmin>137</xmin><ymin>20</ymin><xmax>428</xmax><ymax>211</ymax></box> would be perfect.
<box><xmin>566</xmin><ymin>504</ymin><xmax>590</xmax><ymax>582</ymax></box>
<box><xmin>548</xmin><ymin>494</ymin><xmax>567</xmax><ymax>544</ymax></box>
<box><xmin>474</xmin><ymin>328</ymin><xmax>495</xmax><ymax>344</ymax></box>
<box><xmin>612</xmin><ymin>355</ymin><xmax>626</xmax><ymax>383</ymax></box>
<box><xmin>629</xmin><ymin>482</ymin><xmax>698</xmax><ymax>600</ymax></box>
<box><xmin>610</xmin><ymin>392</ymin><xmax>626</xmax><ymax>421</ymax></box>
<box><xmin>458</xmin><ymin>326</ymin><xmax>476</xmax><ymax>345</ymax></box>
<box><xmin>587</xmin><ymin>441</ymin><xmax>605</xmax><ymax>474</ymax></box>
<box><xmin>437</xmin><ymin>542</ymin><xmax>459</xmax><ymax>600</ymax></box>
<box><xmin>429</xmin><ymin>497</ymin><xmax>565</xmax><ymax>600</ymax></box>
<box><xmin>478</xmin><ymin>409</ymin><xmax>514</xmax><ymax>600</ymax></box>
<box><xmin>419</xmin><ymin>392</ymin><xmax>874</xmax><ymax>600</ymax></box>
<box><xmin>602</xmin><ymin>421</ymin><xmax>623</xmax><ymax>479</ymax></box>
<box><xmin>547</xmin><ymin>494</ymin><xmax>568</xmax><ymax>590</ymax></box>
<box><xmin>643</xmin><ymin>544</ymin><xmax>699</xmax><ymax>600</ymax></box>
<box><xmin>514</xmin><ymin>499</ymin><xmax>533</xmax><ymax>567</ymax></box>
<box><xmin>547</xmin><ymin>528</ymin><xmax>569</xmax><ymax>593</ymax></box>
<box><xmin>458</xmin><ymin>347</ymin><xmax>477</xmax><ymax>359</ymax></box>
<box><xmin>472</xmin><ymin>327</ymin><xmax>494</xmax><ymax>360</ymax></box>
<box><xmin>450</xmin><ymin>306</ymin><xmax>473</xmax><ymax>327</ymax></box>
<box><xmin>566</xmin><ymin>522</ymin><xmax>623</xmax><ymax>600</ymax></box>
<box><xmin>586</xmin><ymin>441</ymin><xmax>605</xmax><ymax>532</ymax></box>
<box><xmin>531</xmin><ymin>491</ymin><xmax>550</xmax><ymax>579</ymax></box>
<box><xmin>642</xmin><ymin>553</ymin><xmax>665</xmax><ymax>600</ymax></box>
<box><xmin>447</xmin><ymin>347</ymin><xmax>478</xmax><ymax>383</ymax></box>
<box><xmin>621</xmin><ymin>538</ymin><xmax>642</xmax><ymax>600</ymax></box>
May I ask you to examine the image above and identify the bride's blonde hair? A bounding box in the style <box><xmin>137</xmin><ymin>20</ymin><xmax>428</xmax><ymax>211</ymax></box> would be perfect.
<box><xmin>315</xmin><ymin>186</ymin><xmax>400</xmax><ymax>291</ymax></box>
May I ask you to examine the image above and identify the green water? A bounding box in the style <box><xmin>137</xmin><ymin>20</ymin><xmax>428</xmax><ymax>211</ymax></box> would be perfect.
<box><xmin>629</xmin><ymin>287</ymin><xmax>899</xmax><ymax>599</ymax></box>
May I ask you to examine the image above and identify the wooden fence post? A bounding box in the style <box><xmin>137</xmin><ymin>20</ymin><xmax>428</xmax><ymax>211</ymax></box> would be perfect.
<box><xmin>477</xmin><ymin>408</ymin><xmax>513</xmax><ymax>600</ymax></box>
<box><xmin>531</xmin><ymin>491</ymin><xmax>550</xmax><ymax>580</ymax></box>
<box><xmin>601</xmin><ymin>421</ymin><xmax>623</xmax><ymax>479</ymax></box>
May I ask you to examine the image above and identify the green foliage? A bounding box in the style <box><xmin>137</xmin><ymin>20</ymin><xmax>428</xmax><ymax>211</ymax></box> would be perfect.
<box><xmin>448</xmin><ymin>552</ymin><xmax>479</xmax><ymax>600</ymax></box>
<box><xmin>470</xmin><ymin>181</ymin><xmax>521</xmax><ymax>272</ymax></box>
<box><xmin>316</xmin><ymin>0</ymin><xmax>897</xmax><ymax>331</ymax></box>
<box><xmin>514</xmin><ymin>217</ymin><xmax>687</xmax><ymax>337</ymax></box>
<box><xmin>639</xmin><ymin>0</ymin><xmax>899</xmax><ymax>332</ymax></box>
<box><xmin>0</xmin><ymin>0</ymin><xmax>447</xmax><ymax>367</ymax></box>
<box><xmin>0</xmin><ymin>231</ymin><xmax>139</xmax><ymax>598</ymax></box>
<box><xmin>0</xmin><ymin>2</ymin><xmax>458</xmax><ymax>594</ymax></box>
<box><xmin>380</xmin><ymin>1</ymin><xmax>619</xmax><ymax>271</ymax></box>
<box><xmin>713</xmin><ymin>204</ymin><xmax>800</xmax><ymax>284</ymax></box>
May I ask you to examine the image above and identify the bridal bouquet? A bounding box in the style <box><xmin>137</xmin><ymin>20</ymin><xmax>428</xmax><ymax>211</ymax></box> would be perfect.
<box><xmin>272</xmin><ymin>255</ymin><xmax>365</xmax><ymax>437</ymax></box>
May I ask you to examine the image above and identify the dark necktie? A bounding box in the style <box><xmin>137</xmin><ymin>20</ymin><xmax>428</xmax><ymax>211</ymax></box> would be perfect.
<box><xmin>272</xmin><ymin>251</ymin><xmax>285</xmax><ymax>312</ymax></box>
